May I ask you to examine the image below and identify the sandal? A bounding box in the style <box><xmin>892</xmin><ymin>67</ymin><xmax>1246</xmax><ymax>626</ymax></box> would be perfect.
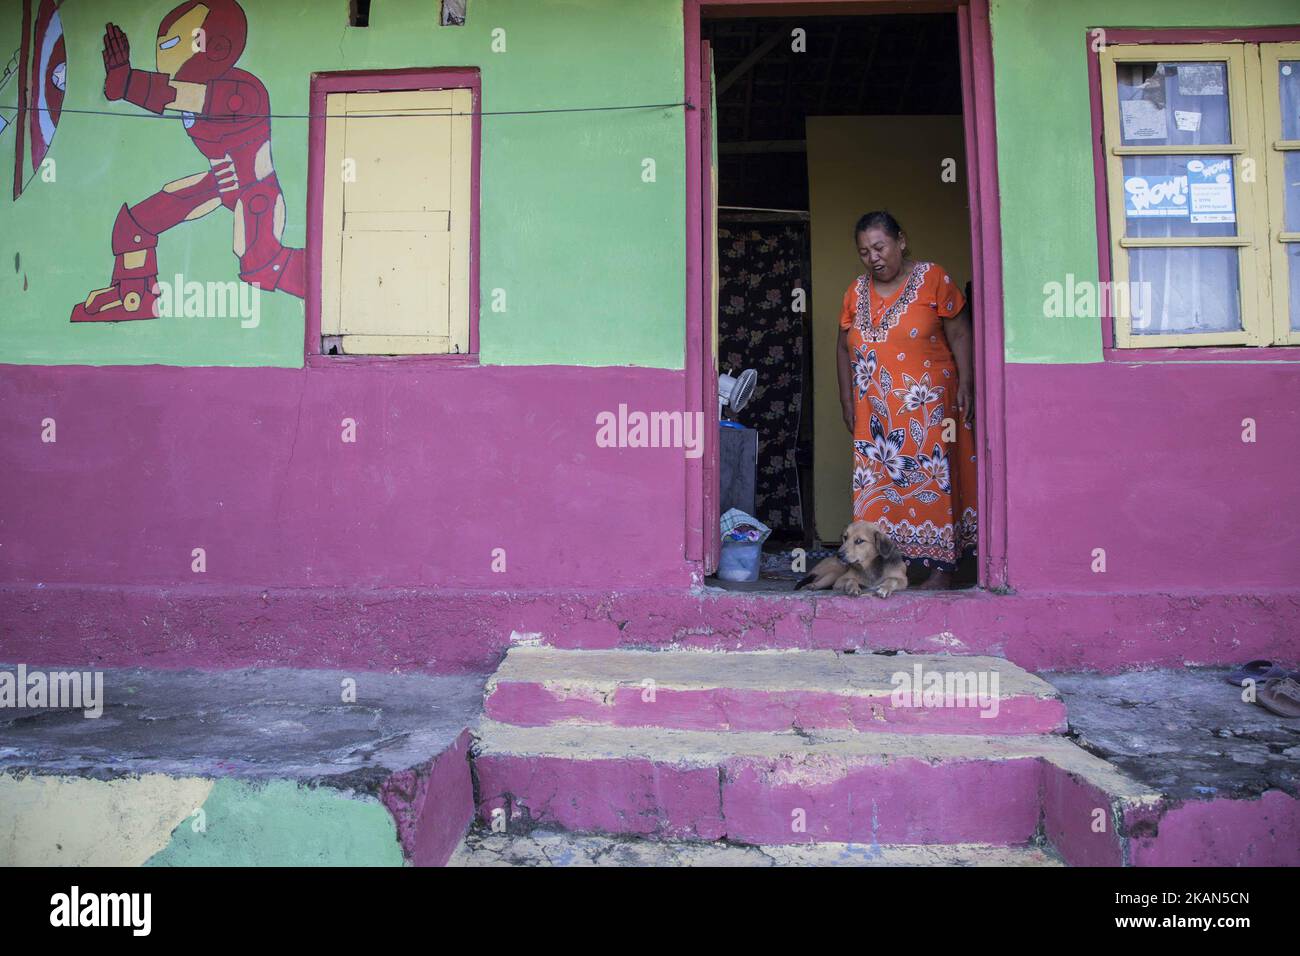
<box><xmin>1227</xmin><ymin>660</ymin><xmax>1296</xmax><ymax>686</ymax></box>
<box><xmin>1257</xmin><ymin>677</ymin><xmax>1300</xmax><ymax>719</ymax></box>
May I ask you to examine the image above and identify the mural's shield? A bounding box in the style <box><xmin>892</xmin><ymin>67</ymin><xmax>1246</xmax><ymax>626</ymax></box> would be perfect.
<box><xmin>13</xmin><ymin>0</ymin><xmax>65</xmax><ymax>199</ymax></box>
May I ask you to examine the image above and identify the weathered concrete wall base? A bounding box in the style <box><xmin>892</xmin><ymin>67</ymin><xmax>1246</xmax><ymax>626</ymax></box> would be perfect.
<box><xmin>1039</xmin><ymin>763</ymin><xmax>1127</xmax><ymax>867</ymax></box>
<box><xmin>4</xmin><ymin>585</ymin><xmax>1297</xmax><ymax>675</ymax></box>
<box><xmin>1126</xmin><ymin>790</ymin><xmax>1300</xmax><ymax>867</ymax></box>
<box><xmin>380</xmin><ymin>730</ymin><xmax>477</xmax><ymax>867</ymax></box>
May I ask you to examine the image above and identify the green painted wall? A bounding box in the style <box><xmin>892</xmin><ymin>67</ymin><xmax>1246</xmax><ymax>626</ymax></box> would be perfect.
<box><xmin>989</xmin><ymin>0</ymin><xmax>1299</xmax><ymax>363</ymax></box>
<box><xmin>0</xmin><ymin>0</ymin><xmax>685</xmax><ymax>368</ymax></box>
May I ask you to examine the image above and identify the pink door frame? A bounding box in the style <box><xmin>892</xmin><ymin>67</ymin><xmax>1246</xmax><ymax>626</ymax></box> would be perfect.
<box><xmin>304</xmin><ymin>67</ymin><xmax>483</xmax><ymax>368</ymax></box>
<box><xmin>683</xmin><ymin>0</ymin><xmax>1009</xmax><ymax>589</ymax></box>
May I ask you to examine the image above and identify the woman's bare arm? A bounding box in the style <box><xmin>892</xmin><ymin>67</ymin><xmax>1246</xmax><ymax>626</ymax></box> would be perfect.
<box><xmin>942</xmin><ymin>306</ymin><xmax>975</xmax><ymax>423</ymax></box>
<box><xmin>837</xmin><ymin>327</ymin><xmax>855</xmax><ymax>434</ymax></box>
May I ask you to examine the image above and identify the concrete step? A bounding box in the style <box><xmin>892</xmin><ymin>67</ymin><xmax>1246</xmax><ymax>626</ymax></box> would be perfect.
<box><xmin>484</xmin><ymin>647</ymin><xmax>1066</xmax><ymax>735</ymax></box>
<box><xmin>449</xmin><ymin>828</ymin><xmax>1065</xmax><ymax>867</ymax></box>
<box><xmin>0</xmin><ymin>665</ymin><xmax>485</xmax><ymax>866</ymax></box>
<box><xmin>472</xmin><ymin>720</ymin><xmax>1160</xmax><ymax>851</ymax></box>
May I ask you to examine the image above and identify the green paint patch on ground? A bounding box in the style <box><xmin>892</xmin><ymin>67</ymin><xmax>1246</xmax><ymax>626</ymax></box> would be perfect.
<box><xmin>146</xmin><ymin>778</ymin><xmax>405</xmax><ymax>867</ymax></box>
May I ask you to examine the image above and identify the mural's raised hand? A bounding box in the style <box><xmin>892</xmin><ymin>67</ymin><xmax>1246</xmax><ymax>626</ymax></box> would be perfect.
<box><xmin>102</xmin><ymin>22</ymin><xmax>131</xmax><ymax>101</ymax></box>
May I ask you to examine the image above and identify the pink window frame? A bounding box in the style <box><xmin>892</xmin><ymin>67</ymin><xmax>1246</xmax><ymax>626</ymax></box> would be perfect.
<box><xmin>304</xmin><ymin>67</ymin><xmax>483</xmax><ymax>369</ymax></box>
<box><xmin>1087</xmin><ymin>25</ymin><xmax>1300</xmax><ymax>363</ymax></box>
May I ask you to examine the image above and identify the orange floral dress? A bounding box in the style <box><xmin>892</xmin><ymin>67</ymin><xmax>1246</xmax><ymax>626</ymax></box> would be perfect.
<box><xmin>838</xmin><ymin>262</ymin><xmax>977</xmax><ymax>571</ymax></box>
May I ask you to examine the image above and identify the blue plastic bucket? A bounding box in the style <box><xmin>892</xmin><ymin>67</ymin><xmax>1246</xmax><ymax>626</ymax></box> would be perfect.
<box><xmin>717</xmin><ymin>540</ymin><xmax>762</xmax><ymax>582</ymax></box>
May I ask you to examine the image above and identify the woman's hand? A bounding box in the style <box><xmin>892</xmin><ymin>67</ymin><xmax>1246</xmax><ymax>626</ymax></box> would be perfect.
<box><xmin>956</xmin><ymin>377</ymin><xmax>975</xmax><ymax>424</ymax></box>
<box><xmin>836</xmin><ymin>328</ymin><xmax>856</xmax><ymax>437</ymax></box>
<box><xmin>942</xmin><ymin>308</ymin><xmax>975</xmax><ymax>425</ymax></box>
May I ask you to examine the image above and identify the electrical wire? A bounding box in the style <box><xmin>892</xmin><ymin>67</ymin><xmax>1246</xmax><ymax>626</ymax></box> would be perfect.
<box><xmin>1</xmin><ymin>100</ymin><xmax>695</xmax><ymax>121</ymax></box>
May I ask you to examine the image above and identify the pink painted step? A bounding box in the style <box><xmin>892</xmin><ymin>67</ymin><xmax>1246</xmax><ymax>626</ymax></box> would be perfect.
<box><xmin>484</xmin><ymin>648</ymin><xmax>1067</xmax><ymax>735</ymax></box>
<box><xmin>473</xmin><ymin>721</ymin><xmax>1155</xmax><ymax>847</ymax></box>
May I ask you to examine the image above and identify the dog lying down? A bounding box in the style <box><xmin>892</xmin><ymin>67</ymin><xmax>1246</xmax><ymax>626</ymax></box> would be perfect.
<box><xmin>795</xmin><ymin>520</ymin><xmax>908</xmax><ymax>598</ymax></box>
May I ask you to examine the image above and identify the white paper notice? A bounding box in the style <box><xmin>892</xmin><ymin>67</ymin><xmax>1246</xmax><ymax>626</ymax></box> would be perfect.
<box><xmin>1190</xmin><ymin>181</ymin><xmax>1234</xmax><ymax>222</ymax></box>
<box><xmin>1174</xmin><ymin>110</ymin><xmax>1202</xmax><ymax>132</ymax></box>
<box><xmin>1177</xmin><ymin>63</ymin><xmax>1225</xmax><ymax>96</ymax></box>
<box><xmin>1187</xmin><ymin>157</ymin><xmax>1235</xmax><ymax>224</ymax></box>
<box><xmin>1122</xmin><ymin>99</ymin><xmax>1168</xmax><ymax>140</ymax></box>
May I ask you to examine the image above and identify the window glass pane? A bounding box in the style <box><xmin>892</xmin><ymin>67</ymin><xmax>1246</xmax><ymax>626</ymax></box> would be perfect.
<box><xmin>1122</xmin><ymin>154</ymin><xmax>1238</xmax><ymax>238</ymax></box>
<box><xmin>1289</xmin><ymin>245</ymin><xmax>1300</xmax><ymax>332</ymax></box>
<box><xmin>1285</xmin><ymin>151</ymin><xmax>1300</xmax><ymax>233</ymax></box>
<box><xmin>1281</xmin><ymin>61</ymin><xmax>1300</xmax><ymax>140</ymax></box>
<box><xmin>1117</xmin><ymin>61</ymin><xmax>1231</xmax><ymax>146</ymax></box>
<box><xmin>1128</xmin><ymin>247</ymin><xmax>1241</xmax><ymax>335</ymax></box>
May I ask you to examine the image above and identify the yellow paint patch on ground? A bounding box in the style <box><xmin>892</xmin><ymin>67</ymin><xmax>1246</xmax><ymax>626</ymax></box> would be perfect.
<box><xmin>0</xmin><ymin>774</ymin><xmax>213</xmax><ymax>866</ymax></box>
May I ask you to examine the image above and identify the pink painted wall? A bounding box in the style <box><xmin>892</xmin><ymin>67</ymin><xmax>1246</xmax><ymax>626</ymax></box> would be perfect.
<box><xmin>1003</xmin><ymin>362</ymin><xmax>1300</xmax><ymax>593</ymax></box>
<box><xmin>9</xmin><ymin>361</ymin><xmax>1294</xmax><ymax>597</ymax></box>
<box><xmin>0</xmin><ymin>364</ymin><xmax>691</xmax><ymax>590</ymax></box>
<box><xmin>1127</xmin><ymin>790</ymin><xmax>1300</xmax><ymax>867</ymax></box>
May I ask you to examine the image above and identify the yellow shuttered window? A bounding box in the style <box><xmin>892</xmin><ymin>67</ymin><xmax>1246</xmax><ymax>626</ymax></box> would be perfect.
<box><xmin>320</xmin><ymin>88</ymin><xmax>474</xmax><ymax>356</ymax></box>
<box><xmin>1100</xmin><ymin>42</ymin><xmax>1300</xmax><ymax>348</ymax></box>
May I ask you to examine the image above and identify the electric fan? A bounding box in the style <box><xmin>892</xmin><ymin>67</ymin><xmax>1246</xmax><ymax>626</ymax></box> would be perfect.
<box><xmin>718</xmin><ymin>368</ymin><xmax>758</xmax><ymax>419</ymax></box>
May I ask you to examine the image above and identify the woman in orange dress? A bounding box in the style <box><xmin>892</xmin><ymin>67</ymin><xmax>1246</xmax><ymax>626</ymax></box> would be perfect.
<box><xmin>836</xmin><ymin>212</ymin><xmax>976</xmax><ymax>589</ymax></box>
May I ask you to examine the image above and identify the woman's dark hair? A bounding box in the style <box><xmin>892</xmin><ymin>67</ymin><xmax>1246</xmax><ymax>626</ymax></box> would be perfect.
<box><xmin>853</xmin><ymin>211</ymin><xmax>903</xmax><ymax>241</ymax></box>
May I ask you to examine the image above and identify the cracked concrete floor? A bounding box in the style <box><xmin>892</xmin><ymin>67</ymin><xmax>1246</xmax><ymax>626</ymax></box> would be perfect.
<box><xmin>449</xmin><ymin>829</ymin><xmax>1064</xmax><ymax>866</ymax></box>
<box><xmin>1051</xmin><ymin>667</ymin><xmax>1300</xmax><ymax>803</ymax></box>
<box><xmin>0</xmin><ymin>664</ymin><xmax>485</xmax><ymax>790</ymax></box>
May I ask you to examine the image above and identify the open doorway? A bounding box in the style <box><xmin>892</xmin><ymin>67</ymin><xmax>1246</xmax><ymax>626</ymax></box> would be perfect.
<box><xmin>700</xmin><ymin>9</ymin><xmax>981</xmax><ymax>594</ymax></box>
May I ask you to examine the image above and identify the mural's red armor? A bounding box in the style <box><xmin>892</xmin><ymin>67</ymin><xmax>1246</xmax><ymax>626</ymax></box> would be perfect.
<box><xmin>70</xmin><ymin>0</ymin><xmax>304</xmax><ymax>323</ymax></box>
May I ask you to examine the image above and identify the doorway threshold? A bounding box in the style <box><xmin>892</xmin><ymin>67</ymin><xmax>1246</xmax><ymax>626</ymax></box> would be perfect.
<box><xmin>703</xmin><ymin>577</ymin><xmax>980</xmax><ymax>597</ymax></box>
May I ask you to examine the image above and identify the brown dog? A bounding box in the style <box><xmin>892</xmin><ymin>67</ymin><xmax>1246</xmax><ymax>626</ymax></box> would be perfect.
<box><xmin>795</xmin><ymin>520</ymin><xmax>908</xmax><ymax>598</ymax></box>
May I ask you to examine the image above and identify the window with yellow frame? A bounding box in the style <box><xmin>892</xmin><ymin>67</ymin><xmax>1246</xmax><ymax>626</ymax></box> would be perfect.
<box><xmin>1099</xmin><ymin>41</ymin><xmax>1300</xmax><ymax>348</ymax></box>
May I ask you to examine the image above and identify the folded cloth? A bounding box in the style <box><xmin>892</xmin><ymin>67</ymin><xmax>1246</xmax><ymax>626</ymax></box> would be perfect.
<box><xmin>720</xmin><ymin>508</ymin><xmax>771</xmax><ymax>544</ymax></box>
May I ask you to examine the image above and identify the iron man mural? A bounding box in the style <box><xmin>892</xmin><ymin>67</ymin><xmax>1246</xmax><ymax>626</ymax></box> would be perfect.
<box><xmin>71</xmin><ymin>0</ymin><xmax>304</xmax><ymax>323</ymax></box>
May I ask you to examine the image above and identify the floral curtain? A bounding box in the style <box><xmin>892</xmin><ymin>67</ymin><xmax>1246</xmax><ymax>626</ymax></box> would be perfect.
<box><xmin>717</xmin><ymin>219</ymin><xmax>809</xmax><ymax>535</ymax></box>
